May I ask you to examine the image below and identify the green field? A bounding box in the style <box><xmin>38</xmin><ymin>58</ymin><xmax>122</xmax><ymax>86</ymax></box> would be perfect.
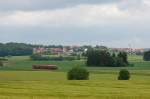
<box><xmin>0</xmin><ymin>55</ymin><xmax>150</xmax><ymax>99</ymax></box>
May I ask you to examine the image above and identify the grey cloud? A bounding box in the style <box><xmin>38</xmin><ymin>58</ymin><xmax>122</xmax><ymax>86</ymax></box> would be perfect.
<box><xmin>0</xmin><ymin>0</ymin><xmax>120</xmax><ymax>11</ymax></box>
<box><xmin>0</xmin><ymin>24</ymin><xmax>149</xmax><ymax>47</ymax></box>
<box><xmin>118</xmin><ymin>0</ymin><xmax>150</xmax><ymax>12</ymax></box>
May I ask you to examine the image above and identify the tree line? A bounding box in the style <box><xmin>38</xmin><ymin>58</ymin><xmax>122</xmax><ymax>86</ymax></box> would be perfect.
<box><xmin>0</xmin><ymin>43</ymin><xmax>64</xmax><ymax>57</ymax></box>
<box><xmin>0</xmin><ymin>43</ymin><xmax>34</xmax><ymax>57</ymax></box>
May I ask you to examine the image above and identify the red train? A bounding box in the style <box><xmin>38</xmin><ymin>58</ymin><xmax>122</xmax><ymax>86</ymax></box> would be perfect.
<box><xmin>32</xmin><ymin>64</ymin><xmax>58</xmax><ymax>70</ymax></box>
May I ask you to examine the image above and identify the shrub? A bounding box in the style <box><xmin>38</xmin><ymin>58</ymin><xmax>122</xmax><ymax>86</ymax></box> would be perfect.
<box><xmin>67</xmin><ymin>67</ymin><xmax>89</xmax><ymax>80</ymax></box>
<box><xmin>0</xmin><ymin>57</ymin><xmax>8</xmax><ymax>61</ymax></box>
<box><xmin>30</xmin><ymin>54</ymin><xmax>63</xmax><ymax>61</ymax></box>
<box><xmin>118</xmin><ymin>69</ymin><xmax>130</xmax><ymax>80</ymax></box>
<box><xmin>63</xmin><ymin>56</ymin><xmax>75</xmax><ymax>61</ymax></box>
<box><xmin>30</xmin><ymin>54</ymin><xmax>43</xmax><ymax>60</ymax></box>
<box><xmin>48</xmin><ymin>56</ymin><xmax>63</xmax><ymax>61</ymax></box>
<box><xmin>0</xmin><ymin>61</ymin><xmax>3</xmax><ymax>67</ymax></box>
<box><xmin>76</xmin><ymin>55</ymin><xmax>81</xmax><ymax>60</ymax></box>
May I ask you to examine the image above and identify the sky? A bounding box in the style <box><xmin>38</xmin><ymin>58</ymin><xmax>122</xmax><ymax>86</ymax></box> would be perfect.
<box><xmin>0</xmin><ymin>0</ymin><xmax>150</xmax><ymax>48</ymax></box>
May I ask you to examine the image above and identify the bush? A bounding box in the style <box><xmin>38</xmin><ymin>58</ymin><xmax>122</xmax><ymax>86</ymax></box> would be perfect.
<box><xmin>76</xmin><ymin>55</ymin><xmax>81</xmax><ymax>60</ymax></box>
<box><xmin>0</xmin><ymin>61</ymin><xmax>3</xmax><ymax>67</ymax></box>
<box><xmin>63</xmin><ymin>56</ymin><xmax>75</xmax><ymax>61</ymax></box>
<box><xmin>0</xmin><ymin>57</ymin><xmax>8</xmax><ymax>61</ymax></box>
<box><xmin>118</xmin><ymin>69</ymin><xmax>130</xmax><ymax>80</ymax></box>
<box><xmin>30</xmin><ymin>54</ymin><xmax>43</xmax><ymax>60</ymax></box>
<box><xmin>67</xmin><ymin>67</ymin><xmax>89</xmax><ymax>80</ymax></box>
<box><xmin>30</xmin><ymin>54</ymin><xmax>63</xmax><ymax>61</ymax></box>
<box><xmin>48</xmin><ymin>56</ymin><xmax>63</xmax><ymax>61</ymax></box>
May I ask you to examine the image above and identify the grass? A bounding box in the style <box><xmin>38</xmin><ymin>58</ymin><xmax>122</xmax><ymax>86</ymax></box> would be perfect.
<box><xmin>0</xmin><ymin>55</ymin><xmax>150</xmax><ymax>98</ymax></box>
<box><xmin>1</xmin><ymin>55</ymin><xmax>150</xmax><ymax>71</ymax></box>
<box><xmin>0</xmin><ymin>71</ymin><xmax>150</xmax><ymax>99</ymax></box>
<box><xmin>1</xmin><ymin>56</ymin><xmax>85</xmax><ymax>71</ymax></box>
<box><xmin>128</xmin><ymin>54</ymin><xmax>143</xmax><ymax>62</ymax></box>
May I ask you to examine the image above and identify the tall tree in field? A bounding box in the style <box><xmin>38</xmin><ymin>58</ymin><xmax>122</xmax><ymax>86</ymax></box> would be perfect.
<box><xmin>144</xmin><ymin>51</ymin><xmax>150</xmax><ymax>61</ymax></box>
<box><xmin>86</xmin><ymin>49</ymin><xmax>129</xmax><ymax>67</ymax></box>
<box><xmin>86</xmin><ymin>49</ymin><xmax>115</xmax><ymax>67</ymax></box>
<box><xmin>118</xmin><ymin>52</ymin><xmax>128</xmax><ymax>64</ymax></box>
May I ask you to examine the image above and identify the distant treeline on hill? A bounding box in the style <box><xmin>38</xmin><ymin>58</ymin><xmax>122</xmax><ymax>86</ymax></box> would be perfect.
<box><xmin>0</xmin><ymin>42</ymin><xmax>148</xmax><ymax>57</ymax></box>
<box><xmin>0</xmin><ymin>42</ymin><xmax>64</xmax><ymax>57</ymax></box>
<box><xmin>0</xmin><ymin>43</ymin><xmax>33</xmax><ymax>57</ymax></box>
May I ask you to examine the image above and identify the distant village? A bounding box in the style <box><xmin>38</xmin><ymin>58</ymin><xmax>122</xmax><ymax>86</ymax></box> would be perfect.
<box><xmin>33</xmin><ymin>46</ymin><xmax>84</xmax><ymax>55</ymax></box>
<box><xmin>33</xmin><ymin>46</ymin><xmax>149</xmax><ymax>55</ymax></box>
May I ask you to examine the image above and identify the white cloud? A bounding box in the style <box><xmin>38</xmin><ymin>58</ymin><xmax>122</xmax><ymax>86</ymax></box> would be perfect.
<box><xmin>0</xmin><ymin>4</ymin><xmax>129</xmax><ymax>27</ymax></box>
<box><xmin>0</xmin><ymin>0</ymin><xmax>150</xmax><ymax>28</ymax></box>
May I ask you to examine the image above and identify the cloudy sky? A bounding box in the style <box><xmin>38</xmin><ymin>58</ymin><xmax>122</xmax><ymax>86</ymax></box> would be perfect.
<box><xmin>0</xmin><ymin>0</ymin><xmax>150</xmax><ymax>48</ymax></box>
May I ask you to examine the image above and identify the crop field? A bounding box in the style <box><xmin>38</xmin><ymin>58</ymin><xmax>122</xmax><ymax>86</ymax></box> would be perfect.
<box><xmin>0</xmin><ymin>55</ymin><xmax>150</xmax><ymax>99</ymax></box>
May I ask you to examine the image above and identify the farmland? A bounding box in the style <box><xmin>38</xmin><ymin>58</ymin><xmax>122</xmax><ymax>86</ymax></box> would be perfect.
<box><xmin>0</xmin><ymin>55</ymin><xmax>150</xmax><ymax>99</ymax></box>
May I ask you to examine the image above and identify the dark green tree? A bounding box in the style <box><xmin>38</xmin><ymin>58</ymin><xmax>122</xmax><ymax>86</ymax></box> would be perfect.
<box><xmin>118</xmin><ymin>52</ymin><xmax>128</xmax><ymax>64</ymax></box>
<box><xmin>86</xmin><ymin>49</ymin><xmax>116</xmax><ymax>67</ymax></box>
<box><xmin>86</xmin><ymin>49</ymin><xmax>129</xmax><ymax>67</ymax></box>
<box><xmin>112</xmin><ymin>53</ymin><xmax>116</xmax><ymax>58</ymax></box>
<box><xmin>143</xmin><ymin>51</ymin><xmax>150</xmax><ymax>61</ymax></box>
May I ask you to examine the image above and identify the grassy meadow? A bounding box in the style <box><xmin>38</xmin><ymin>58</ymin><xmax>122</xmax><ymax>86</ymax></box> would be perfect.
<box><xmin>0</xmin><ymin>55</ymin><xmax>150</xmax><ymax>99</ymax></box>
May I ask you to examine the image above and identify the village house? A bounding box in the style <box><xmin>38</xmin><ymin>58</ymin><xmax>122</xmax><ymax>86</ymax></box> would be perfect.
<box><xmin>33</xmin><ymin>47</ymin><xmax>64</xmax><ymax>55</ymax></box>
<box><xmin>33</xmin><ymin>47</ymin><xmax>48</xmax><ymax>54</ymax></box>
<box><xmin>50</xmin><ymin>48</ymin><xmax>63</xmax><ymax>55</ymax></box>
<box><xmin>111</xmin><ymin>48</ymin><xmax>145</xmax><ymax>54</ymax></box>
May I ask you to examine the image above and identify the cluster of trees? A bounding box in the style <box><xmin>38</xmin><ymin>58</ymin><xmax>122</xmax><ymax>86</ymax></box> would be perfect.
<box><xmin>143</xmin><ymin>50</ymin><xmax>150</xmax><ymax>61</ymax></box>
<box><xmin>86</xmin><ymin>49</ymin><xmax>129</xmax><ymax>67</ymax></box>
